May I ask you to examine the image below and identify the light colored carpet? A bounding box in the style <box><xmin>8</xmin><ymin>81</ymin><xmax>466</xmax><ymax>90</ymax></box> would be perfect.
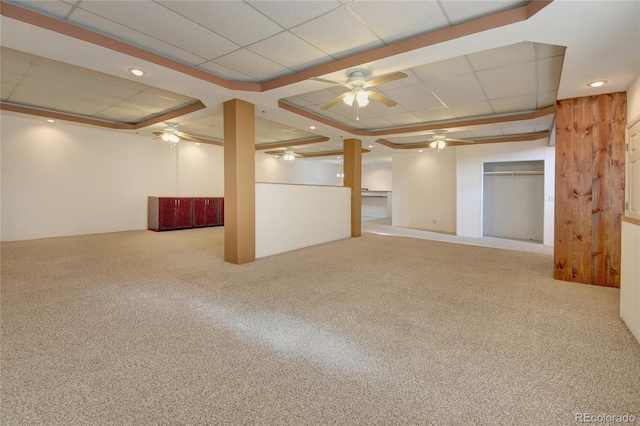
<box><xmin>2</xmin><ymin>227</ymin><xmax>639</xmax><ymax>425</ymax></box>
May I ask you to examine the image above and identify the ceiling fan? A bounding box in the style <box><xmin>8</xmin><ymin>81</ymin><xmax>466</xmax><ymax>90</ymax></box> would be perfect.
<box><xmin>151</xmin><ymin>122</ymin><xmax>223</xmax><ymax>146</ymax></box>
<box><xmin>276</xmin><ymin>148</ymin><xmax>304</xmax><ymax>162</ymax></box>
<box><xmin>312</xmin><ymin>70</ymin><xmax>407</xmax><ymax>119</ymax></box>
<box><xmin>426</xmin><ymin>132</ymin><xmax>474</xmax><ymax>151</ymax></box>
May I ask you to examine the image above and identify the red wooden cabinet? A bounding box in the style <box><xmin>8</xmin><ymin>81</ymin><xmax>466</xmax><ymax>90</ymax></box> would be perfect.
<box><xmin>148</xmin><ymin>197</ymin><xmax>193</xmax><ymax>231</ymax></box>
<box><xmin>148</xmin><ymin>197</ymin><xmax>224</xmax><ymax>231</ymax></box>
<box><xmin>192</xmin><ymin>197</ymin><xmax>223</xmax><ymax>227</ymax></box>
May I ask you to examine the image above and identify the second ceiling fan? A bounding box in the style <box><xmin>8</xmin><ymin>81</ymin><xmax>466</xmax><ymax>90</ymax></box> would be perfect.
<box><xmin>313</xmin><ymin>70</ymin><xmax>407</xmax><ymax>119</ymax></box>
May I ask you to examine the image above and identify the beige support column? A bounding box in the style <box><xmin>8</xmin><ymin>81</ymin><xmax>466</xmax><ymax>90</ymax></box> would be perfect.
<box><xmin>343</xmin><ymin>138</ymin><xmax>362</xmax><ymax>237</ymax></box>
<box><xmin>223</xmin><ymin>99</ymin><xmax>255</xmax><ymax>264</ymax></box>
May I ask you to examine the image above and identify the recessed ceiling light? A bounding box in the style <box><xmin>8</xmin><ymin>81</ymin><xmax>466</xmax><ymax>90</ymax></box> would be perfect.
<box><xmin>46</xmin><ymin>119</ymin><xmax>55</xmax><ymax>123</ymax></box>
<box><xmin>587</xmin><ymin>80</ymin><xmax>607</xmax><ymax>88</ymax></box>
<box><xmin>418</xmin><ymin>149</ymin><xmax>423</xmax><ymax>153</ymax></box>
<box><xmin>128</xmin><ymin>68</ymin><xmax>145</xmax><ymax>77</ymax></box>
<box><xmin>368</xmin><ymin>145</ymin><xmax>373</xmax><ymax>148</ymax></box>
<box><xmin>309</xmin><ymin>125</ymin><xmax>316</xmax><ymax>130</ymax></box>
<box><xmin>195</xmin><ymin>143</ymin><xmax>201</xmax><ymax>146</ymax></box>
<box><xmin>337</xmin><ymin>156</ymin><xmax>341</xmax><ymax>159</ymax></box>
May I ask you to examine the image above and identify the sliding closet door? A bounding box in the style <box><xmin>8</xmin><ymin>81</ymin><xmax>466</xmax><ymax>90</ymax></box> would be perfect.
<box><xmin>482</xmin><ymin>161</ymin><xmax>544</xmax><ymax>242</ymax></box>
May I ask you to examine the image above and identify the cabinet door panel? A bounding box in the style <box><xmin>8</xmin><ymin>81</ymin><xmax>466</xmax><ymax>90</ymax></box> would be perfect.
<box><xmin>159</xmin><ymin>198</ymin><xmax>178</xmax><ymax>230</ymax></box>
<box><xmin>175</xmin><ymin>198</ymin><xmax>193</xmax><ymax>228</ymax></box>
<box><xmin>192</xmin><ymin>198</ymin><xmax>207</xmax><ymax>227</ymax></box>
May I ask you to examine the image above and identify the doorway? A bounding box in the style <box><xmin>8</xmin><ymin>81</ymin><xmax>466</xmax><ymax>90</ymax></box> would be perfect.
<box><xmin>482</xmin><ymin>161</ymin><xmax>544</xmax><ymax>242</ymax></box>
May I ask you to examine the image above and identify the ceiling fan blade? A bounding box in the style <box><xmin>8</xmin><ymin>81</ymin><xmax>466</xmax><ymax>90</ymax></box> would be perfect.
<box><xmin>321</xmin><ymin>92</ymin><xmax>349</xmax><ymax>110</ymax></box>
<box><xmin>368</xmin><ymin>91</ymin><xmax>397</xmax><ymax>107</ymax></box>
<box><xmin>310</xmin><ymin>77</ymin><xmax>345</xmax><ymax>86</ymax></box>
<box><xmin>366</xmin><ymin>71</ymin><xmax>408</xmax><ymax>87</ymax></box>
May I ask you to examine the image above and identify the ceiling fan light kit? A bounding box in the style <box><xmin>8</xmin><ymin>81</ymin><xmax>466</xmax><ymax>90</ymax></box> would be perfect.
<box><xmin>316</xmin><ymin>70</ymin><xmax>407</xmax><ymax>119</ymax></box>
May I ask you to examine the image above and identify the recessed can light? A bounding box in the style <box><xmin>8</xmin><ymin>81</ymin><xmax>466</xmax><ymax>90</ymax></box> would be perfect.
<box><xmin>309</xmin><ymin>125</ymin><xmax>316</xmax><ymax>130</ymax></box>
<box><xmin>128</xmin><ymin>68</ymin><xmax>145</xmax><ymax>77</ymax></box>
<box><xmin>587</xmin><ymin>80</ymin><xmax>607</xmax><ymax>88</ymax></box>
<box><xmin>368</xmin><ymin>145</ymin><xmax>373</xmax><ymax>148</ymax></box>
<box><xmin>46</xmin><ymin>119</ymin><xmax>55</xmax><ymax>123</ymax></box>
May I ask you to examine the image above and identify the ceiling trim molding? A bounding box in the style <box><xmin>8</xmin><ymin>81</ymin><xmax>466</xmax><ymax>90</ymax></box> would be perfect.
<box><xmin>264</xmin><ymin>148</ymin><xmax>371</xmax><ymax>158</ymax></box>
<box><xmin>376</xmin><ymin>131</ymin><xmax>551</xmax><ymax>149</ymax></box>
<box><xmin>278</xmin><ymin>101</ymin><xmax>355</xmax><ymax>133</ymax></box>
<box><xmin>278</xmin><ymin>102</ymin><xmax>556</xmax><ymax>137</ymax></box>
<box><xmin>0</xmin><ymin>100</ymin><xmax>207</xmax><ymax>130</ymax></box>
<box><xmin>2</xmin><ymin>1</ymin><xmax>553</xmax><ymax>93</ymax></box>
<box><xmin>254</xmin><ymin>136</ymin><xmax>331</xmax><ymax>151</ymax></box>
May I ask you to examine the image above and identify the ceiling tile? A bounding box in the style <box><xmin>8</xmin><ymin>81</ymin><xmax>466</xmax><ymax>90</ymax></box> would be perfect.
<box><xmin>4</xmin><ymin>0</ymin><xmax>73</xmax><ymax>20</ymax></box>
<box><xmin>537</xmin><ymin>43</ymin><xmax>566</xmax><ymax>59</ymax></box>
<box><xmin>214</xmin><ymin>49</ymin><xmax>292</xmax><ymax>81</ymax></box>
<box><xmin>448</xmin><ymin>101</ymin><xmax>494</xmax><ymax>118</ymax></box>
<box><xmin>290</xmin><ymin>8</ymin><xmax>384</xmax><ymax>59</ymax></box>
<box><xmin>381</xmin><ymin>112</ymin><xmax>424</xmax><ymax>126</ymax></box>
<box><xmin>439</xmin><ymin>0</ymin><xmax>529</xmax><ymax>25</ymax></box>
<box><xmin>282</xmin><ymin>96</ymin><xmax>314</xmax><ymax>108</ymax></box>
<box><xmin>68</xmin><ymin>9</ymin><xmax>208</xmax><ymax>66</ymax></box>
<box><xmin>382</xmin><ymin>84</ymin><xmax>444</xmax><ymax>111</ymax></box>
<box><xmin>467</xmin><ymin>42</ymin><xmax>535</xmax><ymax>71</ymax></box>
<box><xmin>355</xmin><ymin>117</ymin><xmax>395</xmax><ymax>129</ymax></box>
<box><xmin>346</xmin><ymin>1</ymin><xmax>448</xmax><ymax>44</ymax></box>
<box><xmin>537</xmin><ymin>91</ymin><xmax>558</xmax><ymax>109</ymax></box>
<box><xmin>247</xmin><ymin>1</ymin><xmax>341</xmax><ymax>28</ymax></box>
<box><xmin>476</xmin><ymin>62</ymin><xmax>536</xmax><ymax>99</ymax></box>
<box><xmin>77</xmin><ymin>1</ymin><xmax>240</xmax><ymax>60</ymax></box>
<box><xmin>158</xmin><ymin>1</ymin><xmax>283</xmax><ymax>46</ymax></box>
<box><xmin>428</xmin><ymin>73</ymin><xmax>487</xmax><ymax>105</ymax></box>
<box><xmin>296</xmin><ymin>89</ymin><xmax>342</xmax><ymax>106</ymax></box>
<box><xmin>501</xmin><ymin>125</ymin><xmax>536</xmax><ymax>135</ymax></box>
<box><xmin>412</xmin><ymin>56</ymin><xmax>474</xmax><ymax>83</ymax></box>
<box><xmin>413</xmin><ymin>108</ymin><xmax>456</xmax><ymax>122</ymax></box>
<box><xmin>1</xmin><ymin>70</ymin><xmax>24</xmax><ymax>85</ymax></box>
<box><xmin>247</xmin><ymin>32</ymin><xmax>329</xmax><ymax>71</ymax></box>
<box><xmin>490</xmin><ymin>94</ymin><xmax>537</xmax><ymax>114</ymax></box>
<box><xmin>364</xmin><ymin>97</ymin><xmax>408</xmax><ymax>117</ymax></box>
<box><xmin>537</xmin><ymin>56</ymin><xmax>564</xmax><ymax>93</ymax></box>
<box><xmin>1</xmin><ymin>56</ymin><xmax>32</xmax><ymax>75</ymax></box>
<box><xmin>197</xmin><ymin>61</ymin><xmax>258</xmax><ymax>82</ymax></box>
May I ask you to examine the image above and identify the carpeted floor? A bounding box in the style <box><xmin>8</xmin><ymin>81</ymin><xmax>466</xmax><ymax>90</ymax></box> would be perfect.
<box><xmin>2</xmin><ymin>227</ymin><xmax>639</xmax><ymax>425</ymax></box>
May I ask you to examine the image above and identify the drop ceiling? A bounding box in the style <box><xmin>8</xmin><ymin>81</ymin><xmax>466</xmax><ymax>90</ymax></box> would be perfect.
<box><xmin>0</xmin><ymin>0</ymin><xmax>638</xmax><ymax>164</ymax></box>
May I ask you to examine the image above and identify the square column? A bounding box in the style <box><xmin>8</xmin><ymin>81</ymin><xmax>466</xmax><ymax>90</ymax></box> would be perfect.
<box><xmin>343</xmin><ymin>138</ymin><xmax>362</xmax><ymax>237</ymax></box>
<box><xmin>223</xmin><ymin>99</ymin><xmax>255</xmax><ymax>264</ymax></box>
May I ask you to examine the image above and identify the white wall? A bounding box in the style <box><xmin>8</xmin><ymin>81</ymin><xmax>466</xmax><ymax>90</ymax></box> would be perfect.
<box><xmin>628</xmin><ymin>74</ymin><xmax>640</xmax><ymax>122</ymax></box>
<box><xmin>255</xmin><ymin>183</ymin><xmax>351</xmax><ymax>258</ymax></box>
<box><xmin>362</xmin><ymin>164</ymin><xmax>392</xmax><ymax>191</ymax></box>
<box><xmin>456</xmin><ymin>140</ymin><xmax>555</xmax><ymax>245</ymax></box>
<box><xmin>392</xmin><ymin>148</ymin><xmax>457</xmax><ymax>233</ymax></box>
<box><xmin>1</xmin><ymin>113</ymin><xmax>208</xmax><ymax>241</ymax></box>
<box><xmin>255</xmin><ymin>153</ymin><xmax>342</xmax><ymax>186</ymax></box>
<box><xmin>1</xmin><ymin>113</ymin><xmax>343</xmax><ymax>241</ymax></box>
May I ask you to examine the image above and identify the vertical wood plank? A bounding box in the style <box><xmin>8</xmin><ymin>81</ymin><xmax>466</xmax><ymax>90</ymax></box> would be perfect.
<box><xmin>605</xmin><ymin>93</ymin><xmax>627</xmax><ymax>286</ymax></box>
<box><xmin>554</xmin><ymin>99</ymin><xmax>574</xmax><ymax>281</ymax></box>
<box><xmin>572</xmin><ymin>96</ymin><xmax>594</xmax><ymax>284</ymax></box>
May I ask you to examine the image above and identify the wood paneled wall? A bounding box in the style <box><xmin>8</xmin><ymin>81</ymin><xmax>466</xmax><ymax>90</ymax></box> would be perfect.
<box><xmin>554</xmin><ymin>92</ymin><xmax>626</xmax><ymax>287</ymax></box>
